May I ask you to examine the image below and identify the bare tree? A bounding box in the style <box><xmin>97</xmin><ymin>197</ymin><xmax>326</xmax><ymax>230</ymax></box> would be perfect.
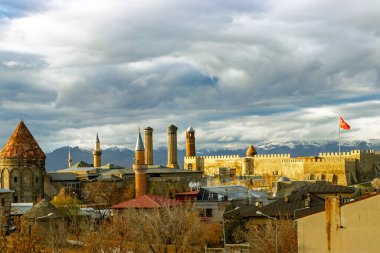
<box><xmin>81</xmin><ymin>204</ymin><xmax>220</xmax><ymax>253</ymax></box>
<box><xmin>235</xmin><ymin>218</ymin><xmax>297</xmax><ymax>253</ymax></box>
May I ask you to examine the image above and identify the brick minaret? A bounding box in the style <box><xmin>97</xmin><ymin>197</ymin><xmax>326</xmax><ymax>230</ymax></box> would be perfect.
<box><xmin>186</xmin><ymin>125</ymin><xmax>196</xmax><ymax>157</ymax></box>
<box><xmin>144</xmin><ymin>127</ymin><xmax>153</xmax><ymax>165</ymax></box>
<box><xmin>133</xmin><ymin>129</ymin><xmax>148</xmax><ymax>197</ymax></box>
<box><xmin>93</xmin><ymin>133</ymin><xmax>102</xmax><ymax>167</ymax></box>
<box><xmin>167</xmin><ymin>125</ymin><xmax>179</xmax><ymax>169</ymax></box>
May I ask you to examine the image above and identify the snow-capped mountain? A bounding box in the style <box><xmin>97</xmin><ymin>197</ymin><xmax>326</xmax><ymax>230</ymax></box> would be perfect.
<box><xmin>45</xmin><ymin>140</ymin><xmax>380</xmax><ymax>171</ymax></box>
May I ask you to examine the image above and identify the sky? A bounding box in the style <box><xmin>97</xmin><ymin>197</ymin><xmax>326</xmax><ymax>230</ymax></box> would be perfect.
<box><xmin>0</xmin><ymin>0</ymin><xmax>380</xmax><ymax>152</ymax></box>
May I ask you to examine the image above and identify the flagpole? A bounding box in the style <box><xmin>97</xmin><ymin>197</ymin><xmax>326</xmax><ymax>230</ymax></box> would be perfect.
<box><xmin>338</xmin><ymin>114</ymin><xmax>341</xmax><ymax>161</ymax></box>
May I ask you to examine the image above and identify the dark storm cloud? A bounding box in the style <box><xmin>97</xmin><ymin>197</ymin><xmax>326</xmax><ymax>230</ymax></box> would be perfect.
<box><xmin>0</xmin><ymin>0</ymin><xmax>379</xmax><ymax>150</ymax></box>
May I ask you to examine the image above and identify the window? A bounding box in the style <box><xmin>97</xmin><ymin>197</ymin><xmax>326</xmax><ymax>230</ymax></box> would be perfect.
<box><xmin>13</xmin><ymin>196</ymin><xmax>18</xmax><ymax>203</ymax></box>
<box><xmin>14</xmin><ymin>177</ymin><xmax>17</xmax><ymax>183</ymax></box>
<box><xmin>1</xmin><ymin>199</ymin><xmax>4</xmax><ymax>206</ymax></box>
<box><xmin>36</xmin><ymin>177</ymin><xmax>38</xmax><ymax>183</ymax></box>
<box><xmin>205</xmin><ymin>209</ymin><xmax>213</xmax><ymax>217</ymax></box>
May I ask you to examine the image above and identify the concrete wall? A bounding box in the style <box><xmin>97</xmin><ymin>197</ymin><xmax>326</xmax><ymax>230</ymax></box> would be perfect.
<box><xmin>297</xmin><ymin>194</ymin><xmax>380</xmax><ymax>253</ymax></box>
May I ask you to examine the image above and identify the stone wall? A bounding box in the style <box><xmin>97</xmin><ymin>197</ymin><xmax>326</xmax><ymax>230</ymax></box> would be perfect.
<box><xmin>184</xmin><ymin>150</ymin><xmax>380</xmax><ymax>186</ymax></box>
<box><xmin>0</xmin><ymin>158</ymin><xmax>45</xmax><ymax>203</ymax></box>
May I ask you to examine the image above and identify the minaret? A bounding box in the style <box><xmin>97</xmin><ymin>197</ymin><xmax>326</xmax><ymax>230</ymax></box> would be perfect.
<box><xmin>186</xmin><ymin>125</ymin><xmax>196</xmax><ymax>157</ymax></box>
<box><xmin>68</xmin><ymin>148</ymin><xmax>72</xmax><ymax>167</ymax></box>
<box><xmin>93</xmin><ymin>133</ymin><xmax>102</xmax><ymax>167</ymax></box>
<box><xmin>133</xmin><ymin>128</ymin><xmax>148</xmax><ymax>197</ymax></box>
<box><xmin>167</xmin><ymin>125</ymin><xmax>179</xmax><ymax>169</ymax></box>
<box><xmin>144</xmin><ymin>127</ymin><xmax>153</xmax><ymax>165</ymax></box>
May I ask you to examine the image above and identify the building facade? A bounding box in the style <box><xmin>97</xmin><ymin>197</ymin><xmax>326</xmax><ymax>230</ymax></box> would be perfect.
<box><xmin>0</xmin><ymin>121</ymin><xmax>45</xmax><ymax>203</ymax></box>
<box><xmin>297</xmin><ymin>194</ymin><xmax>380</xmax><ymax>253</ymax></box>
<box><xmin>184</xmin><ymin>146</ymin><xmax>380</xmax><ymax>186</ymax></box>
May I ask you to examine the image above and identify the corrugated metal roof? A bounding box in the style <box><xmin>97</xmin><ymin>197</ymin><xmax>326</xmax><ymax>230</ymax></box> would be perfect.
<box><xmin>48</xmin><ymin>172</ymin><xmax>78</xmax><ymax>181</ymax></box>
<box><xmin>11</xmin><ymin>203</ymin><xmax>33</xmax><ymax>215</ymax></box>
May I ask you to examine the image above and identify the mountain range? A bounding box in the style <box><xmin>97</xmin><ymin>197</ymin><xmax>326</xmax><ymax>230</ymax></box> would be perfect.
<box><xmin>45</xmin><ymin>140</ymin><xmax>380</xmax><ymax>171</ymax></box>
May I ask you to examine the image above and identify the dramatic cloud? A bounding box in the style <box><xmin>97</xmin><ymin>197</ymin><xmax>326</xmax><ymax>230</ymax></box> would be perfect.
<box><xmin>0</xmin><ymin>0</ymin><xmax>379</xmax><ymax>152</ymax></box>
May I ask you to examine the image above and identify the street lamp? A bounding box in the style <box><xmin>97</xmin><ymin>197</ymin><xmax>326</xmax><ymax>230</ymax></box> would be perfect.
<box><xmin>256</xmin><ymin>211</ymin><xmax>278</xmax><ymax>253</ymax></box>
<box><xmin>222</xmin><ymin>207</ymin><xmax>240</xmax><ymax>253</ymax></box>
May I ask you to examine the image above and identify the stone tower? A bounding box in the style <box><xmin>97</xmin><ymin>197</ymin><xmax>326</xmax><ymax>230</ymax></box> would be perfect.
<box><xmin>167</xmin><ymin>125</ymin><xmax>179</xmax><ymax>169</ymax></box>
<box><xmin>246</xmin><ymin>145</ymin><xmax>257</xmax><ymax>157</ymax></box>
<box><xmin>133</xmin><ymin>129</ymin><xmax>148</xmax><ymax>197</ymax></box>
<box><xmin>93</xmin><ymin>133</ymin><xmax>102</xmax><ymax>167</ymax></box>
<box><xmin>186</xmin><ymin>125</ymin><xmax>196</xmax><ymax>157</ymax></box>
<box><xmin>144</xmin><ymin>127</ymin><xmax>153</xmax><ymax>165</ymax></box>
<box><xmin>0</xmin><ymin>120</ymin><xmax>45</xmax><ymax>203</ymax></box>
<box><xmin>68</xmin><ymin>148</ymin><xmax>72</xmax><ymax>167</ymax></box>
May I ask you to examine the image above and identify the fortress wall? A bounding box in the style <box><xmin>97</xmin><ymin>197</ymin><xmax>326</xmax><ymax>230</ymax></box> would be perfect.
<box><xmin>255</xmin><ymin>154</ymin><xmax>291</xmax><ymax>158</ymax></box>
<box><xmin>281</xmin><ymin>161</ymin><xmax>304</xmax><ymax>180</ymax></box>
<box><xmin>318</xmin><ymin>150</ymin><xmax>373</xmax><ymax>159</ymax></box>
<box><xmin>253</xmin><ymin>157</ymin><xmax>289</xmax><ymax>175</ymax></box>
<box><xmin>357</xmin><ymin>152</ymin><xmax>380</xmax><ymax>179</ymax></box>
<box><xmin>302</xmin><ymin>159</ymin><xmax>357</xmax><ymax>185</ymax></box>
<box><xmin>202</xmin><ymin>156</ymin><xmax>243</xmax><ymax>176</ymax></box>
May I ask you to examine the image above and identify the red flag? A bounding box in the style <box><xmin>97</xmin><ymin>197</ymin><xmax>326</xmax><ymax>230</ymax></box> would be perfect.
<box><xmin>339</xmin><ymin>116</ymin><xmax>350</xmax><ymax>130</ymax></box>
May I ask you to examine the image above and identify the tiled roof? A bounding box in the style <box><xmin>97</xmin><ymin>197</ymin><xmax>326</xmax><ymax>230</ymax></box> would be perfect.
<box><xmin>238</xmin><ymin>188</ymin><xmax>325</xmax><ymax>219</ymax></box>
<box><xmin>112</xmin><ymin>194</ymin><xmax>182</xmax><ymax>209</ymax></box>
<box><xmin>23</xmin><ymin>199</ymin><xmax>66</xmax><ymax>219</ymax></box>
<box><xmin>304</xmin><ymin>182</ymin><xmax>355</xmax><ymax>194</ymax></box>
<box><xmin>0</xmin><ymin>120</ymin><xmax>45</xmax><ymax>159</ymax></box>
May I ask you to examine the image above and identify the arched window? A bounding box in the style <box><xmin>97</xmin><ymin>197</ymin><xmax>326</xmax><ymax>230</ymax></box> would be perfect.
<box><xmin>188</xmin><ymin>164</ymin><xmax>193</xmax><ymax>170</ymax></box>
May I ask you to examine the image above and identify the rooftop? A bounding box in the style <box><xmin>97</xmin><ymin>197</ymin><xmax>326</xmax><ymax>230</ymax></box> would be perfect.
<box><xmin>0</xmin><ymin>120</ymin><xmax>45</xmax><ymax>159</ymax></box>
<box><xmin>112</xmin><ymin>194</ymin><xmax>182</xmax><ymax>209</ymax></box>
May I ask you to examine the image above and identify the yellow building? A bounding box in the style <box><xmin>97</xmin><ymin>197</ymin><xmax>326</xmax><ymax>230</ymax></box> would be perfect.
<box><xmin>297</xmin><ymin>194</ymin><xmax>380</xmax><ymax>253</ymax></box>
<box><xmin>184</xmin><ymin>144</ymin><xmax>380</xmax><ymax>186</ymax></box>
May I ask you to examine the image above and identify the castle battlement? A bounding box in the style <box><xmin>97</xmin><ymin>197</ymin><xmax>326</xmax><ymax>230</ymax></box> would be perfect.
<box><xmin>281</xmin><ymin>158</ymin><xmax>303</xmax><ymax>163</ymax></box>
<box><xmin>255</xmin><ymin>154</ymin><xmax>291</xmax><ymax>159</ymax></box>
<box><xmin>282</xmin><ymin>158</ymin><xmax>357</xmax><ymax>164</ymax></box>
<box><xmin>184</xmin><ymin>156</ymin><xmax>198</xmax><ymax>160</ymax></box>
<box><xmin>319</xmin><ymin>149</ymin><xmax>375</xmax><ymax>157</ymax></box>
<box><xmin>198</xmin><ymin>155</ymin><xmax>240</xmax><ymax>159</ymax></box>
<box><xmin>185</xmin><ymin>155</ymin><xmax>240</xmax><ymax>160</ymax></box>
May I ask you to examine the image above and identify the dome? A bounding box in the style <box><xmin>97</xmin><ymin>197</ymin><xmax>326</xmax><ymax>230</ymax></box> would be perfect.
<box><xmin>246</xmin><ymin>145</ymin><xmax>257</xmax><ymax>157</ymax></box>
<box><xmin>0</xmin><ymin>120</ymin><xmax>45</xmax><ymax>159</ymax></box>
<box><xmin>186</xmin><ymin>125</ymin><xmax>194</xmax><ymax>132</ymax></box>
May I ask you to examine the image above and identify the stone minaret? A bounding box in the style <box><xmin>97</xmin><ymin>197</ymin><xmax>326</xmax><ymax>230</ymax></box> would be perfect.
<box><xmin>68</xmin><ymin>148</ymin><xmax>72</xmax><ymax>167</ymax></box>
<box><xmin>144</xmin><ymin>127</ymin><xmax>153</xmax><ymax>165</ymax></box>
<box><xmin>133</xmin><ymin>129</ymin><xmax>148</xmax><ymax>197</ymax></box>
<box><xmin>186</xmin><ymin>125</ymin><xmax>196</xmax><ymax>157</ymax></box>
<box><xmin>93</xmin><ymin>133</ymin><xmax>102</xmax><ymax>167</ymax></box>
<box><xmin>167</xmin><ymin>125</ymin><xmax>179</xmax><ymax>169</ymax></box>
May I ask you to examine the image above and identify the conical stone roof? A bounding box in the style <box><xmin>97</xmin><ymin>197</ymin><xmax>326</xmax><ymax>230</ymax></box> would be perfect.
<box><xmin>246</xmin><ymin>144</ymin><xmax>257</xmax><ymax>157</ymax></box>
<box><xmin>0</xmin><ymin>120</ymin><xmax>46</xmax><ymax>159</ymax></box>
